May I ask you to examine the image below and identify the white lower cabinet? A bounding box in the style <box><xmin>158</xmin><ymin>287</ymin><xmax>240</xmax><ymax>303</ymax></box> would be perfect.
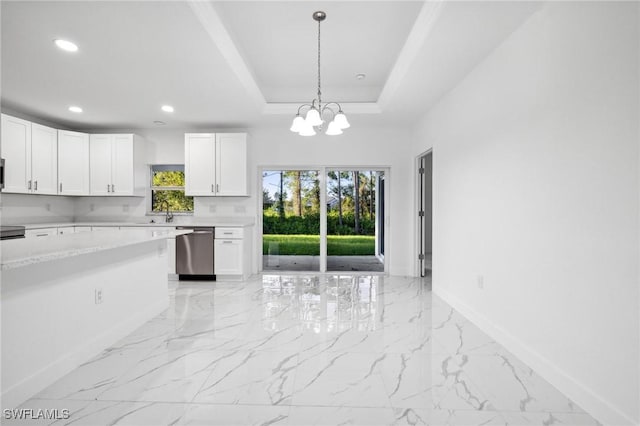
<box><xmin>25</xmin><ymin>228</ymin><xmax>57</xmax><ymax>238</ymax></box>
<box><xmin>74</xmin><ymin>226</ymin><xmax>93</xmax><ymax>233</ymax></box>
<box><xmin>214</xmin><ymin>227</ymin><xmax>250</xmax><ymax>279</ymax></box>
<box><xmin>57</xmin><ymin>226</ymin><xmax>75</xmax><ymax>235</ymax></box>
<box><xmin>215</xmin><ymin>239</ymin><xmax>242</xmax><ymax>275</ymax></box>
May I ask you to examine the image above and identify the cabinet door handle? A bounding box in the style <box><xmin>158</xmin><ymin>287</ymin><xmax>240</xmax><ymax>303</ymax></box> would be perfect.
<box><xmin>34</xmin><ymin>180</ymin><xmax>37</xmax><ymax>191</ymax></box>
<box><xmin>59</xmin><ymin>182</ymin><xmax>62</xmax><ymax>192</ymax></box>
<box><xmin>28</xmin><ymin>180</ymin><xmax>32</xmax><ymax>190</ymax></box>
<box><xmin>111</xmin><ymin>184</ymin><xmax>115</xmax><ymax>192</ymax></box>
<box><xmin>211</xmin><ymin>184</ymin><xmax>214</xmax><ymax>193</ymax></box>
<box><xmin>216</xmin><ymin>184</ymin><xmax>219</xmax><ymax>193</ymax></box>
<box><xmin>223</xmin><ymin>240</ymin><xmax>233</xmax><ymax>244</ymax></box>
<box><xmin>223</xmin><ymin>232</ymin><xmax>232</xmax><ymax>235</ymax></box>
<box><xmin>107</xmin><ymin>184</ymin><xmax>110</xmax><ymax>193</ymax></box>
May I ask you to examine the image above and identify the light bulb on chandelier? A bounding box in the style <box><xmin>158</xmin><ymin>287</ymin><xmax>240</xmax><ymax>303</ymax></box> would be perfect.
<box><xmin>290</xmin><ymin>11</ymin><xmax>349</xmax><ymax>136</ymax></box>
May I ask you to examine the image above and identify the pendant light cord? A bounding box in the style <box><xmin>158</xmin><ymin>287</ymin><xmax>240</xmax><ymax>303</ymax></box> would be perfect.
<box><xmin>317</xmin><ymin>18</ymin><xmax>322</xmax><ymax>109</ymax></box>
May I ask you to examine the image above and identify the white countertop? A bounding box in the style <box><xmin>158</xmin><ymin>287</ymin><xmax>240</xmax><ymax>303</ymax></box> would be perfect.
<box><xmin>20</xmin><ymin>216</ymin><xmax>255</xmax><ymax>230</ymax></box>
<box><xmin>0</xmin><ymin>229</ymin><xmax>192</xmax><ymax>271</ymax></box>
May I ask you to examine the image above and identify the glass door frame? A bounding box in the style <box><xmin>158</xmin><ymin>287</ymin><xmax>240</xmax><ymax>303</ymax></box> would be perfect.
<box><xmin>258</xmin><ymin>165</ymin><xmax>389</xmax><ymax>274</ymax></box>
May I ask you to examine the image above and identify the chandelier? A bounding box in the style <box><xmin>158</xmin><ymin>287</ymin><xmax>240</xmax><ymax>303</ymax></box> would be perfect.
<box><xmin>290</xmin><ymin>11</ymin><xmax>350</xmax><ymax>136</ymax></box>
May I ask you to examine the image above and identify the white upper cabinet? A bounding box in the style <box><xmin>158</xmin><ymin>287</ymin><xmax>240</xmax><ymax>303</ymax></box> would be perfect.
<box><xmin>185</xmin><ymin>133</ymin><xmax>216</xmax><ymax>196</ymax></box>
<box><xmin>58</xmin><ymin>130</ymin><xmax>90</xmax><ymax>195</ymax></box>
<box><xmin>89</xmin><ymin>134</ymin><xmax>112</xmax><ymax>195</ymax></box>
<box><xmin>30</xmin><ymin>123</ymin><xmax>58</xmax><ymax>194</ymax></box>
<box><xmin>216</xmin><ymin>133</ymin><xmax>247</xmax><ymax>196</ymax></box>
<box><xmin>89</xmin><ymin>134</ymin><xmax>141</xmax><ymax>196</ymax></box>
<box><xmin>1</xmin><ymin>114</ymin><xmax>31</xmax><ymax>194</ymax></box>
<box><xmin>112</xmin><ymin>134</ymin><xmax>136</xmax><ymax>195</ymax></box>
<box><xmin>0</xmin><ymin>114</ymin><xmax>57</xmax><ymax>195</ymax></box>
<box><xmin>185</xmin><ymin>133</ymin><xmax>247</xmax><ymax>197</ymax></box>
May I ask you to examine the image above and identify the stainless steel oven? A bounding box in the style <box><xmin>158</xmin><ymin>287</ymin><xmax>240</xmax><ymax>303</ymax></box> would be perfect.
<box><xmin>176</xmin><ymin>227</ymin><xmax>215</xmax><ymax>280</ymax></box>
<box><xmin>0</xmin><ymin>225</ymin><xmax>25</xmax><ymax>240</ymax></box>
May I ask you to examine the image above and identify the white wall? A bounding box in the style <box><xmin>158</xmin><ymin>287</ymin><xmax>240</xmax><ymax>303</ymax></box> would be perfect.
<box><xmin>412</xmin><ymin>2</ymin><xmax>639</xmax><ymax>425</ymax></box>
<box><xmin>0</xmin><ymin>194</ymin><xmax>75</xmax><ymax>225</ymax></box>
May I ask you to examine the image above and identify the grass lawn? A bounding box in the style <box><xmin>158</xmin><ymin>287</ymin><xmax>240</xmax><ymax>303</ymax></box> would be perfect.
<box><xmin>263</xmin><ymin>234</ymin><xmax>375</xmax><ymax>256</ymax></box>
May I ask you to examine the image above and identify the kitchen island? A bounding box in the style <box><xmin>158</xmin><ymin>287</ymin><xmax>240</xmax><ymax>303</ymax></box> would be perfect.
<box><xmin>0</xmin><ymin>228</ymin><xmax>191</xmax><ymax>408</ymax></box>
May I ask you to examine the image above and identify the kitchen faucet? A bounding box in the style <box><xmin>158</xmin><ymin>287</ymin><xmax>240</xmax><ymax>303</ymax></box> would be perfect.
<box><xmin>160</xmin><ymin>200</ymin><xmax>174</xmax><ymax>223</ymax></box>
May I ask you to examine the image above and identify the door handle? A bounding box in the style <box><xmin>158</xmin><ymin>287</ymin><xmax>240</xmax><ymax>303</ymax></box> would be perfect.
<box><xmin>107</xmin><ymin>184</ymin><xmax>110</xmax><ymax>193</ymax></box>
<box><xmin>28</xmin><ymin>180</ymin><xmax>32</xmax><ymax>190</ymax></box>
<box><xmin>34</xmin><ymin>180</ymin><xmax>37</xmax><ymax>191</ymax></box>
<box><xmin>111</xmin><ymin>184</ymin><xmax>114</xmax><ymax>192</ymax></box>
<box><xmin>211</xmin><ymin>184</ymin><xmax>214</xmax><ymax>193</ymax></box>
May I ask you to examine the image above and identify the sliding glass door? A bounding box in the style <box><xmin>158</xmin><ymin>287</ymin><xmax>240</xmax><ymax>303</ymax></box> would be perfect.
<box><xmin>262</xmin><ymin>170</ymin><xmax>321</xmax><ymax>272</ymax></box>
<box><xmin>326</xmin><ymin>169</ymin><xmax>384</xmax><ymax>272</ymax></box>
<box><xmin>261</xmin><ymin>167</ymin><xmax>387</xmax><ymax>273</ymax></box>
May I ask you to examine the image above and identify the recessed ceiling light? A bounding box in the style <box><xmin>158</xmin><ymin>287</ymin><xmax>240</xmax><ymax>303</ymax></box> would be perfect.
<box><xmin>68</xmin><ymin>106</ymin><xmax>83</xmax><ymax>113</ymax></box>
<box><xmin>161</xmin><ymin>105</ymin><xmax>174</xmax><ymax>113</ymax></box>
<box><xmin>54</xmin><ymin>39</ymin><xmax>78</xmax><ymax>52</ymax></box>
<box><xmin>356</xmin><ymin>73</ymin><xmax>366</xmax><ymax>80</ymax></box>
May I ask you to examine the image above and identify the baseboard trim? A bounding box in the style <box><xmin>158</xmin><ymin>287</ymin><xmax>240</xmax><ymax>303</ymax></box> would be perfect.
<box><xmin>434</xmin><ymin>286</ymin><xmax>636</xmax><ymax>426</ymax></box>
<box><xmin>1</xmin><ymin>299</ymin><xmax>167</xmax><ymax>409</ymax></box>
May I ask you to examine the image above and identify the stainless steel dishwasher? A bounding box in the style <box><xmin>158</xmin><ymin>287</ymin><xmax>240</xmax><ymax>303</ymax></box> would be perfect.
<box><xmin>176</xmin><ymin>227</ymin><xmax>215</xmax><ymax>280</ymax></box>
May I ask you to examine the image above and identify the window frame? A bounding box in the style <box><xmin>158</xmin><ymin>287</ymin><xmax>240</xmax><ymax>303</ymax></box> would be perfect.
<box><xmin>148</xmin><ymin>164</ymin><xmax>194</xmax><ymax>215</ymax></box>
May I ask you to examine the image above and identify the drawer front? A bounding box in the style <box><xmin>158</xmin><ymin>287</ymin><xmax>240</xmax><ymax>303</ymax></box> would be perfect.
<box><xmin>216</xmin><ymin>227</ymin><xmax>243</xmax><ymax>239</ymax></box>
<box><xmin>57</xmin><ymin>226</ymin><xmax>75</xmax><ymax>235</ymax></box>
<box><xmin>26</xmin><ymin>228</ymin><xmax>57</xmax><ymax>238</ymax></box>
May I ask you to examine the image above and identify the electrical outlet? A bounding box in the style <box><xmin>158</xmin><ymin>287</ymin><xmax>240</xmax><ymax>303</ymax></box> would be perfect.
<box><xmin>95</xmin><ymin>288</ymin><xmax>103</xmax><ymax>304</ymax></box>
<box><xmin>477</xmin><ymin>275</ymin><xmax>484</xmax><ymax>289</ymax></box>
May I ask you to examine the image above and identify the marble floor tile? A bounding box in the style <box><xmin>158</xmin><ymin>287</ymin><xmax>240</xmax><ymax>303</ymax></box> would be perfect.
<box><xmin>10</xmin><ymin>274</ymin><xmax>602</xmax><ymax>426</ymax></box>
<box><xmin>192</xmin><ymin>350</ymin><xmax>299</xmax><ymax>406</ymax></box>
<box><xmin>95</xmin><ymin>347</ymin><xmax>220</xmax><ymax>403</ymax></box>
<box><xmin>287</xmin><ymin>406</ymin><xmax>397</xmax><ymax>425</ymax></box>
<box><xmin>34</xmin><ymin>348</ymin><xmax>154</xmax><ymax>401</ymax></box>
<box><xmin>502</xmin><ymin>411</ymin><xmax>602</xmax><ymax>425</ymax></box>
<box><xmin>179</xmin><ymin>404</ymin><xmax>290</xmax><ymax>426</ymax></box>
<box><xmin>291</xmin><ymin>351</ymin><xmax>392</xmax><ymax>408</ymax></box>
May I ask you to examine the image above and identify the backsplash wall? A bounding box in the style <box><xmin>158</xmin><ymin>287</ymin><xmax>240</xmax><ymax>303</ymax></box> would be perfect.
<box><xmin>0</xmin><ymin>193</ymin><xmax>75</xmax><ymax>225</ymax></box>
<box><xmin>74</xmin><ymin>196</ymin><xmax>148</xmax><ymax>222</ymax></box>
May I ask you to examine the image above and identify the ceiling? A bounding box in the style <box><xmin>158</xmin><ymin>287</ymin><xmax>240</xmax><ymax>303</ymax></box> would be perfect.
<box><xmin>0</xmin><ymin>1</ymin><xmax>541</xmax><ymax>131</ymax></box>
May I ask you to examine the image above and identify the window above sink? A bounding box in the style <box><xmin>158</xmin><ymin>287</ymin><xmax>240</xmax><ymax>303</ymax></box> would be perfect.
<box><xmin>149</xmin><ymin>165</ymin><xmax>194</xmax><ymax>214</ymax></box>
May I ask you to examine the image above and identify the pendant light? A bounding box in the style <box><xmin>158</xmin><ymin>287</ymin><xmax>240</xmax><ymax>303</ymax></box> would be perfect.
<box><xmin>290</xmin><ymin>11</ymin><xmax>350</xmax><ymax>136</ymax></box>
